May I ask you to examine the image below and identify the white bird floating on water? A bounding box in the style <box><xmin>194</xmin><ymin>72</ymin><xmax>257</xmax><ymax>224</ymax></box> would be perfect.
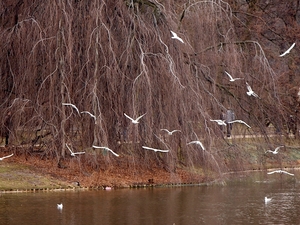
<box><xmin>62</xmin><ymin>103</ymin><xmax>80</xmax><ymax>115</ymax></box>
<box><xmin>81</xmin><ymin>111</ymin><xmax>96</xmax><ymax>120</ymax></box>
<box><xmin>66</xmin><ymin>144</ymin><xmax>85</xmax><ymax>157</ymax></box>
<box><xmin>228</xmin><ymin>120</ymin><xmax>251</xmax><ymax>128</ymax></box>
<box><xmin>267</xmin><ymin>170</ymin><xmax>294</xmax><ymax>176</ymax></box>
<box><xmin>210</xmin><ymin>119</ymin><xmax>227</xmax><ymax>126</ymax></box>
<box><xmin>279</xmin><ymin>42</ymin><xmax>295</xmax><ymax>57</ymax></box>
<box><xmin>142</xmin><ymin>146</ymin><xmax>169</xmax><ymax>153</ymax></box>
<box><xmin>57</xmin><ymin>203</ymin><xmax>63</xmax><ymax>210</ymax></box>
<box><xmin>124</xmin><ymin>113</ymin><xmax>146</xmax><ymax>124</ymax></box>
<box><xmin>265</xmin><ymin>146</ymin><xmax>284</xmax><ymax>154</ymax></box>
<box><xmin>246</xmin><ymin>82</ymin><xmax>259</xmax><ymax>98</ymax></box>
<box><xmin>161</xmin><ymin>129</ymin><xmax>181</xmax><ymax>135</ymax></box>
<box><xmin>170</xmin><ymin>31</ymin><xmax>184</xmax><ymax>43</ymax></box>
<box><xmin>92</xmin><ymin>145</ymin><xmax>119</xmax><ymax>157</ymax></box>
<box><xmin>0</xmin><ymin>153</ymin><xmax>14</xmax><ymax>161</ymax></box>
<box><xmin>224</xmin><ymin>71</ymin><xmax>244</xmax><ymax>82</ymax></box>
<box><xmin>265</xmin><ymin>197</ymin><xmax>272</xmax><ymax>204</ymax></box>
<box><xmin>187</xmin><ymin>141</ymin><xmax>205</xmax><ymax>151</ymax></box>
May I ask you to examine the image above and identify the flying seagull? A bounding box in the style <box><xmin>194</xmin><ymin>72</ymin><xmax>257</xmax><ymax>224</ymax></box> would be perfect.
<box><xmin>66</xmin><ymin>144</ymin><xmax>85</xmax><ymax>157</ymax></box>
<box><xmin>124</xmin><ymin>113</ymin><xmax>146</xmax><ymax>124</ymax></box>
<box><xmin>170</xmin><ymin>31</ymin><xmax>184</xmax><ymax>43</ymax></box>
<box><xmin>81</xmin><ymin>111</ymin><xmax>96</xmax><ymax>120</ymax></box>
<box><xmin>279</xmin><ymin>42</ymin><xmax>295</xmax><ymax>57</ymax></box>
<box><xmin>92</xmin><ymin>145</ymin><xmax>119</xmax><ymax>157</ymax></box>
<box><xmin>62</xmin><ymin>103</ymin><xmax>80</xmax><ymax>115</ymax></box>
<box><xmin>228</xmin><ymin>120</ymin><xmax>251</xmax><ymax>128</ymax></box>
<box><xmin>246</xmin><ymin>82</ymin><xmax>259</xmax><ymax>98</ymax></box>
<box><xmin>224</xmin><ymin>71</ymin><xmax>243</xmax><ymax>82</ymax></box>
<box><xmin>187</xmin><ymin>141</ymin><xmax>205</xmax><ymax>151</ymax></box>
<box><xmin>0</xmin><ymin>153</ymin><xmax>14</xmax><ymax>161</ymax></box>
<box><xmin>210</xmin><ymin>119</ymin><xmax>227</xmax><ymax>126</ymax></box>
<box><xmin>265</xmin><ymin>146</ymin><xmax>284</xmax><ymax>154</ymax></box>
<box><xmin>57</xmin><ymin>203</ymin><xmax>63</xmax><ymax>210</ymax></box>
<box><xmin>267</xmin><ymin>170</ymin><xmax>294</xmax><ymax>176</ymax></box>
<box><xmin>142</xmin><ymin>146</ymin><xmax>169</xmax><ymax>153</ymax></box>
<box><xmin>161</xmin><ymin>129</ymin><xmax>181</xmax><ymax>135</ymax></box>
<box><xmin>265</xmin><ymin>197</ymin><xmax>272</xmax><ymax>204</ymax></box>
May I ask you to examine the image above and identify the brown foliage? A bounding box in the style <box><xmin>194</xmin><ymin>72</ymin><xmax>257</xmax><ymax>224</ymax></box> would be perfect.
<box><xmin>0</xmin><ymin>0</ymin><xmax>298</xmax><ymax>175</ymax></box>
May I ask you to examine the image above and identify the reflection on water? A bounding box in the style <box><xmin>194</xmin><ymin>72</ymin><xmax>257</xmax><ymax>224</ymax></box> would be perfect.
<box><xmin>1</xmin><ymin>171</ymin><xmax>300</xmax><ymax>225</ymax></box>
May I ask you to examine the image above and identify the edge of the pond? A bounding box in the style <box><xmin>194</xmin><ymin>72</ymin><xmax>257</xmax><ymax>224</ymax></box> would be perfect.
<box><xmin>1</xmin><ymin>167</ymin><xmax>298</xmax><ymax>194</ymax></box>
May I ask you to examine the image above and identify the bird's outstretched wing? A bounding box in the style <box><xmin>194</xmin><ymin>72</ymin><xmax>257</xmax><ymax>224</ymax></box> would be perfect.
<box><xmin>246</xmin><ymin>82</ymin><xmax>252</xmax><ymax>92</ymax></box>
<box><xmin>0</xmin><ymin>153</ymin><xmax>14</xmax><ymax>160</ymax></box>
<box><xmin>92</xmin><ymin>145</ymin><xmax>119</xmax><ymax>157</ymax></box>
<box><xmin>65</xmin><ymin>144</ymin><xmax>74</xmax><ymax>154</ymax></box>
<box><xmin>81</xmin><ymin>111</ymin><xmax>96</xmax><ymax>119</ymax></box>
<box><xmin>161</xmin><ymin>129</ymin><xmax>171</xmax><ymax>133</ymax></box>
<box><xmin>224</xmin><ymin>71</ymin><xmax>234</xmax><ymax>80</ymax></box>
<box><xmin>252</xmin><ymin>92</ymin><xmax>259</xmax><ymax>98</ymax></box>
<box><xmin>170</xmin><ymin>31</ymin><xmax>176</xmax><ymax>37</ymax></box>
<box><xmin>228</xmin><ymin>120</ymin><xmax>251</xmax><ymax>128</ymax></box>
<box><xmin>210</xmin><ymin>119</ymin><xmax>226</xmax><ymax>125</ymax></box>
<box><xmin>265</xmin><ymin>150</ymin><xmax>274</xmax><ymax>154</ymax></box>
<box><xmin>124</xmin><ymin>113</ymin><xmax>134</xmax><ymax>122</ymax></box>
<box><xmin>274</xmin><ymin>146</ymin><xmax>284</xmax><ymax>152</ymax></box>
<box><xmin>225</xmin><ymin>71</ymin><xmax>243</xmax><ymax>81</ymax></box>
<box><xmin>279</xmin><ymin>42</ymin><xmax>295</xmax><ymax>57</ymax></box>
<box><xmin>62</xmin><ymin>103</ymin><xmax>80</xmax><ymax>115</ymax></box>
<box><xmin>187</xmin><ymin>141</ymin><xmax>205</xmax><ymax>150</ymax></box>
<box><xmin>73</xmin><ymin>151</ymin><xmax>85</xmax><ymax>155</ymax></box>
<box><xmin>142</xmin><ymin>146</ymin><xmax>169</xmax><ymax>153</ymax></box>
<box><xmin>136</xmin><ymin>113</ymin><xmax>147</xmax><ymax>121</ymax></box>
<box><xmin>281</xmin><ymin>170</ymin><xmax>294</xmax><ymax>176</ymax></box>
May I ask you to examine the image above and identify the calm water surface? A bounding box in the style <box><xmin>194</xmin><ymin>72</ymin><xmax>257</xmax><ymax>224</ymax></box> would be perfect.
<box><xmin>1</xmin><ymin>171</ymin><xmax>300</xmax><ymax>225</ymax></box>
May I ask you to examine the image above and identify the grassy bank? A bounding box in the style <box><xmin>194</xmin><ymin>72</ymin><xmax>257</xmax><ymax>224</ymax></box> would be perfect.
<box><xmin>0</xmin><ymin>136</ymin><xmax>300</xmax><ymax>192</ymax></box>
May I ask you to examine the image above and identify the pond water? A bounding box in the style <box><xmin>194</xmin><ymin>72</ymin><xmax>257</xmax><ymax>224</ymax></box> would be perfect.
<box><xmin>1</xmin><ymin>170</ymin><xmax>300</xmax><ymax>225</ymax></box>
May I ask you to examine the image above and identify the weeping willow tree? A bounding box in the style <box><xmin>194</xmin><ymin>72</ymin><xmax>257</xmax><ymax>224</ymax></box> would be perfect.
<box><xmin>0</xmin><ymin>0</ymin><xmax>287</xmax><ymax>176</ymax></box>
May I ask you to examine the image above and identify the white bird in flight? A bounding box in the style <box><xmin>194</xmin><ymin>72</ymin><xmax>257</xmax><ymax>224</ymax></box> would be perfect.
<box><xmin>265</xmin><ymin>146</ymin><xmax>284</xmax><ymax>154</ymax></box>
<box><xmin>246</xmin><ymin>82</ymin><xmax>259</xmax><ymax>98</ymax></box>
<box><xmin>170</xmin><ymin>31</ymin><xmax>184</xmax><ymax>43</ymax></box>
<box><xmin>161</xmin><ymin>129</ymin><xmax>181</xmax><ymax>135</ymax></box>
<box><xmin>279</xmin><ymin>42</ymin><xmax>295</xmax><ymax>57</ymax></box>
<box><xmin>124</xmin><ymin>113</ymin><xmax>146</xmax><ymax>124</ymax></box>
<box><xmin>267</xmin><ymin>170</ymin><xmax>294</xmax><ymax>176</ymax></box>
<box><xmin>66</xmin><ymin>144</ymin><xmax>85</xmax><ymax>157</ymax></box>
<box><xmin>187</xmin><ymin>141</ymin><xmax>205</xmax><ymax>151</ymax></box>
<box><xmin>142</xmin><ymin>146</ymin><xmax>169</xmax><ymax>153</ymax></box>
<box><xmin>81</xmin><ymin>111</ymin><xmax>96</xmax><ymax>120</ymax></box>
<box><xmin>265</xmin><ymin>197</ymin><xmax>272</xmax><ymax>204</ymax></box>
<box><xmin>62</xmin><ymin>103</ymin><xmax>80</xmax><ymax>115</ymax></box>
<box><xmin>0</xmin><ymin>153</ymin><xmax>14</xmax><ymax>161</ymax></box>
<box><xmin>228</xmin><ymin>120</ymin><xmax>251</xmax><ymax>128</ymax></box>
<box><xmin>224</xmin><ymin>71</ymin><xmax>243</xmax><ymax>82</ymax></box>
<box><xmin>57</xmin><ymin>203</ymin><xmax>63</xmax><ymax>210</ymax></box>
<box><xmin>92</xmin><ymin>145</ymin><xmax>119</xmax><ymax>157</ymax></box>
<box><xmin>210</xmin><ymin>119</ymin><xmax>227</xmax><ymax>126</ymax></box>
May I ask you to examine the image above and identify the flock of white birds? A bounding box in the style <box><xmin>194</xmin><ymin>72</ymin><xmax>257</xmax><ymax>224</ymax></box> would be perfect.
<box><xmin>264</xmin><ymin>146</ymin><xmax>295</xmax><ymax>204</ymax></box>
<box><xmin>0</xmin><ymin>31</ymin><xmax>296</xmax><ymax>210</ymax></box>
